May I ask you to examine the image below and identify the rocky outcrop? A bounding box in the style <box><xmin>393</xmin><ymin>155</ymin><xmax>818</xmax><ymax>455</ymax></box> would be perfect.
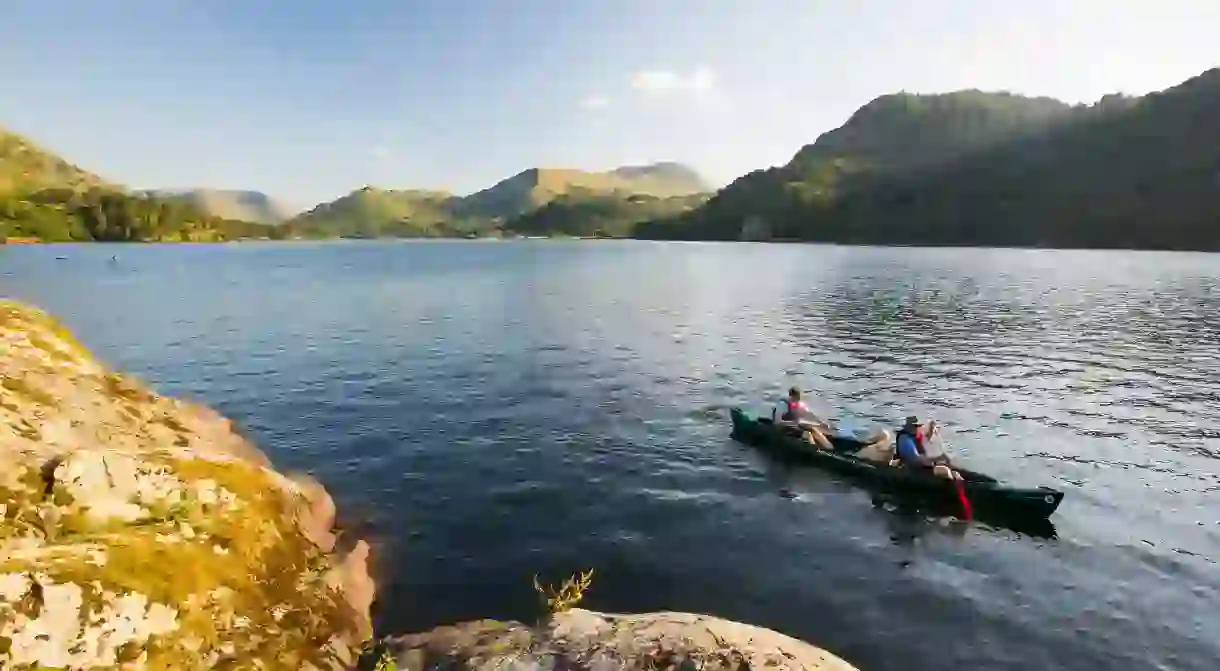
<box><xmin>382</xmin><ymin>609</ymin><xmax>857</xmax><ymax>671</ymax></box>
<box><xmin>0</xmin><ymin>300</ymin><xmax>372</xmax><ymax>670</ymax></box>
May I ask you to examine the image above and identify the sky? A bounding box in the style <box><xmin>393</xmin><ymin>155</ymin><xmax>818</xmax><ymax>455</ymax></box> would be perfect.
<box><xmin>2</xmin><ymin>1</ymin><xmax>1218</xmax><ymax>208</ymax></box>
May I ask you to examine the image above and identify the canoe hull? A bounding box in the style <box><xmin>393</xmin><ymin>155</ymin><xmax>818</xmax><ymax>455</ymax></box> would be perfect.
<box><xmin>729</xmin><ymin>407</ymin><xmax>1064</xmax><ymax>520</ymax></box>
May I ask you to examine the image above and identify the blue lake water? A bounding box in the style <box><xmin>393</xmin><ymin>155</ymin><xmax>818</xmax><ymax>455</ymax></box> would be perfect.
<box><xmin>2</xmin><ymin>240</ymin><xmax>1218</xmax><ymax>670</ymax></box>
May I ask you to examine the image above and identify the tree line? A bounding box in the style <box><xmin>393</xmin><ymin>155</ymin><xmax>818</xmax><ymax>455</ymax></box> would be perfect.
<box><xmin>1</xmin><ymin>188</ymin><xmax>280</xmax><ymax>242</ymax></box>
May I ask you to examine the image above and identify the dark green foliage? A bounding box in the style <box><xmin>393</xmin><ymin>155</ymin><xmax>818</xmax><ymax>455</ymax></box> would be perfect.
<box><xmin>638</xmin><ymin>69</ymin><xmax>1220</xmax><ymax>250</ymax></box>
<box><xmin>0</xmin><ymin>188</ymin><xmax>278</xmax><ymax>242</ymax></box>
<box><xmin>1</xmin><ymin>126</ymin><xmax>277</xmax><ymax>243</ymax></box>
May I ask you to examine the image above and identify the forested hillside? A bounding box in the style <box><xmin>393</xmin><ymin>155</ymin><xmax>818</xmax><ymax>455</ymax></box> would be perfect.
<box><xmin>1</xmin><ymin>128</ymin><xmax>277</xmax><ymax>242</ymax></box>
<box><xmin>504</xmin><ymin>191</ymin><xmax>709</xmax><ymax>238</ymax></box>
<box><xmin>638</xmin><ymin>69</ymin><xmax>1220</xmax><ymax>250</ymax></box>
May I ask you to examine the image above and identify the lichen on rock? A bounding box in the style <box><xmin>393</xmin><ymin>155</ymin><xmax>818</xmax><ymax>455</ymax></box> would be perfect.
<box><xmin>1</xmin><ymin>300</ymin><xmax>373</xmax><ymax>670</ymax></box>
<box><xmin>383</xmin><ymin>609</ymin><xmax>859</xmax><ymax>671</ymax></box>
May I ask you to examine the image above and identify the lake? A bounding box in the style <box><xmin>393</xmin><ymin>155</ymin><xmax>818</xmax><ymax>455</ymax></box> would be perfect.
<box><xmin>2</xmin><ymin>240</ymin><xmax>1218</xmax><ymax>671</ymax></box>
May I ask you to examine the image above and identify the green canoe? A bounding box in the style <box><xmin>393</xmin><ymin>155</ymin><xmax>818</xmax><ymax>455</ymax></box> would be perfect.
<box><xmin>730</xmin><ymin>407</ymin><xmax>1065</xmax><ymax>521</ymax></box>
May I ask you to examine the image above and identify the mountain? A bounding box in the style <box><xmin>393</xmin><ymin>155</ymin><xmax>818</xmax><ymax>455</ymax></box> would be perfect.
<box><xmin>639</xmin><ymin>69</ymin><xmax>1220</xmax><ymax>250</ymax></box>
<box><xmin>1</xmin><ymin>127</ymin><xmax>278</xmax><ymax>243</ymax></box>
<box><xmin>148</xmin><ymin>189</ymin><xmax>296</xmax><ymax>225</ymax></box>
<box><xmin>283</xmin><ymin>187</ymin><xmax>465</xmax><ymax>238</ymax></box>
<box><xmin>637</xmin><ymin>89</ymin><xmax>1077</xmax><ymax>241</ymax></box>
<box><xmin>503</xmin><ymin>191</ymin><xmax>711</xmax><ymax>238</ymax></box>
<box><xmin>0</xmin><ymin>128</ymin><xmax>109</xmax><ymax>193</ymax></box>
<box><xmin>455</xmin><ymin>163</ymin><xmax>710</xmax><ymax>219</ymax></box>
<box><xmin>608</xmin><ymin>162</ymin><xmax>710</xmax><ymax>195</ymax></box>
<box><xmin>289</xmin><ymin>162</ymin><xmax>711</xmax><ymax>237</ymax></box>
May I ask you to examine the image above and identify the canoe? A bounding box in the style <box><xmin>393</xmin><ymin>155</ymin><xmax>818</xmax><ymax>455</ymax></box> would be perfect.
<box><xmin>730</xmin><ymin>408</ymin><xmax>1064</xmax><ymax>520</ymax></box>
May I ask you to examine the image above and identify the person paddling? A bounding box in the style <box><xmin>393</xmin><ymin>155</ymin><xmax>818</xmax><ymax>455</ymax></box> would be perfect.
<box><xmin>894</xmin><ymin>415</ymin><xmax>950</xmax><ymax>469</ymax></box>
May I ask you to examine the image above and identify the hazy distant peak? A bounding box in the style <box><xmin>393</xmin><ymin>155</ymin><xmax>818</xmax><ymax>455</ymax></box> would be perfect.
<box><xmin>145</xmin><ymin>188</ymin><xmax>297</xmax><ymax>224</ymax></box>
<box><xmin>610</xmin><ymin>162</ymin><xmax>709</xmax><ymax>188</ymax></box>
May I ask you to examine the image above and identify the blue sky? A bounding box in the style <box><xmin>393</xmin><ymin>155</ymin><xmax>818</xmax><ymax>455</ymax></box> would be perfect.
<box><xmin>2</xmin><ymin>1</ymin><xmax>1218</xmax><ymax>208</ymax></box>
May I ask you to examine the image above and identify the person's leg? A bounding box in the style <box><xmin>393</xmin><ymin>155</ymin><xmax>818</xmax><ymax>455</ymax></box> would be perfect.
<box><xmin>802</xmin><ymin>426</ymin><xmax>834</xmax><ymax>451</ymax></box>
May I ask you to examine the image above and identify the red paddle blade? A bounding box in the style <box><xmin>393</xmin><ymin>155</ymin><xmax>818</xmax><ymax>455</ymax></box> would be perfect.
<box><xmin>953</xmin><ymin>477</ymin><xmax>973</xmax><ymax>520</ymax></box>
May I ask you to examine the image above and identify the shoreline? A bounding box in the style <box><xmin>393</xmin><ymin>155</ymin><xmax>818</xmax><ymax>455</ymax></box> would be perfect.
<box><xmin>6</xmin><ymin>236</ymin><xmax>1220</xmax><ymax>254</ymax></box>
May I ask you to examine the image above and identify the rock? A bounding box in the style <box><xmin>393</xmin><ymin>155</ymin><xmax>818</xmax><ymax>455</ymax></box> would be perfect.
<box><xmin>385</xmin><ymin>609</ymin><xmax>858</xmax><ymax>671</ymax></box>
<box><xmin>0</xmin><ymin>300</ymin><xmax>374</xmax><ymax>670</ymax></box>
<box><xmin>291</xmin><ymin>473</ymin><xmax>339</xmax><ymax>552</ymax></box>
<box><xmin>326</xmin><ymin>540</ymin><xmax>375</xmax><ymax>641</ymax></box>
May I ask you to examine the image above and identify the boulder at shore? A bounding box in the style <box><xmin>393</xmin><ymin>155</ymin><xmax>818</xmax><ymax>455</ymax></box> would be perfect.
<box><xmin>384</xmin><ymin>609</ymin><xmax>858</xmax><ymax>671</ymax></box>
<box><xmin>0</xmin><ymin>300</ymin><xmax>373</xmax><ymax>670</ymax></box>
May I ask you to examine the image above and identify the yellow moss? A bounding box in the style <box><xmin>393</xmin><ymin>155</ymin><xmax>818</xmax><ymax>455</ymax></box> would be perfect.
<box><xmin>101</xmin><ymin>373</ymin><xmax>153</xmax><ymax>404</ymax></box>
<box><xmin>0</xmin><ymin>300</ymin><xmax>91</xmax><ymax>360</ymax></box>
<box><xmin>0</xmin><ymin>302</ymin><xmax>364</xmax><ymax>668</ymax></box>
<box><xmin>2</xmin><ymin>505</ymin><xmax>351</xmax><ymax>670</ymax></box>
<box><xmin>1</xmin><ymin>375</ymin><xmax>59</xmax><ymax>408</ymax></box>
<box><xmin>0</xmin><ymin>463</ymin><xmax>50</xmax><ymax>540</ymax></box>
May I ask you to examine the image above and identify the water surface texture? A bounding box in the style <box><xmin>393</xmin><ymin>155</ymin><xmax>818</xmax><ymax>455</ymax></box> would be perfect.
<box><xmin>3</xmin><ymin>241</ymin><xmax>1218</xmax><ymax>671</ymax></box>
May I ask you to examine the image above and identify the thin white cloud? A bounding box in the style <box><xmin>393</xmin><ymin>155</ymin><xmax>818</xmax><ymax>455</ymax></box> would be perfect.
<box><xmin>371</xmin><ymin>145</ymin><xmax>391</xmax><ymax>159</ymax></box>
<box><xmin>580</xmin><ymin>95</ymin><xmax>610</xmax><ymax>110</ymax></box>
<box><xmin>632</xmin><ymin>70</ymin><xmax>680</xmax><ymax>91</ymax></box>
<box><xmin>631</xmin><ymin>67</ymin><xmax>717</xmax><ymax>94</ymax></box>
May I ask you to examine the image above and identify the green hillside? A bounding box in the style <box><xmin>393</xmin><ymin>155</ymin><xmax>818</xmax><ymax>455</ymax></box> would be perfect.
<box><xmin>1</xmin><ymin>187</ymin><xmax>279</xmax><ymax>242</ymax></box>
<box><xmin>638</xmin><ymin>89</ymin><xmax>1077</xmax><ymax>241</ymax></box>
<box><xmin>639</xmin><ymin>69</ymin><xmax>1220</xmax><ymax>250</ymax></box>
<box><xmin>1</xmin><ymin>127</ymin><xmax>277</xmax><ymax>242</ymax></box>
<box><xmin>0</xmin><ymin>129</ymin><xmax>109</xmax><ymax>193</ymax></box>
<box><xmin>504</xmin><ymin>191</ymin><xmax>710</xmax><ymax>238</ymax></box>
<box><xmin>282</xmin><ymin>187</ymin><xmax>466</xmax><ymax>238</ymax></box>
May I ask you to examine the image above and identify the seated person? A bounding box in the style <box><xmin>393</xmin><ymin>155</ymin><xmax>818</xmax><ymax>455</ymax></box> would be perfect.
<box><xmin>894</xmin><ymin>416</ymin><xmax>951</xmax><ymax>469</ymax></box>
<box><xmin>772</xmin><ymin>387</ymin><xmax>833</xmax><ymax>451</ymax></box>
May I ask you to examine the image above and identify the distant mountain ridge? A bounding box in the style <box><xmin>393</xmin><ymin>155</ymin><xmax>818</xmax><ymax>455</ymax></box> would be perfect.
<box><xmin>286</xmin><ymin>162</ymin><xmax>712</xmax><ymax>238</ymax></box>
<box><xmin>146</xmin><ymin>189</ymin><xmax>297</xmax><ymax>225</ymax></box>
<box><xmin>454</xmin><ymin>163</ymin><xmax>711</xmax><ymax>219</ymax></box>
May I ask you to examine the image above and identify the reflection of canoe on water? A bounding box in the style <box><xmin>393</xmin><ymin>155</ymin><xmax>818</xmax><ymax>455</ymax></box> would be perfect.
<box><xmin>729</xmin><ymin>408</ymin><xmax>1065</xmax><ymax>521</ymax></box>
